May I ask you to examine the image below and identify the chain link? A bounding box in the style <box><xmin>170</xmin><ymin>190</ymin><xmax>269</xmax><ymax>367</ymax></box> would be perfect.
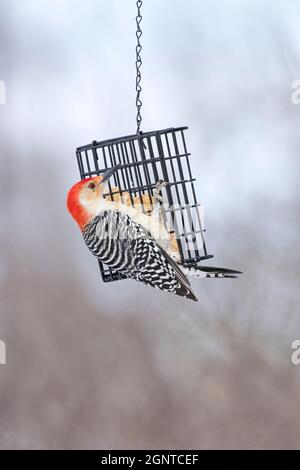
<box><xmin>135</xmin><ymin>0</ymin><xmax>143</xmax><ymax>134</ymax></box>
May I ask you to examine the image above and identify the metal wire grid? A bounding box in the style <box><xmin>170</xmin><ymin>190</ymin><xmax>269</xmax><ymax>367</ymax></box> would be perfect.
<box><xmin>76</xmin><ymin>126</ymin><xmax>213</xmax><ymax>282</ymax></box>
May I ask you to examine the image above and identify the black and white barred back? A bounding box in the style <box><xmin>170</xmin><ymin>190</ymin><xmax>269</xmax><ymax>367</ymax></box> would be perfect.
<box><xmin>82</xmin><ymin>210</ymin><xmax>197</xmax><ymax>301</ymax></box>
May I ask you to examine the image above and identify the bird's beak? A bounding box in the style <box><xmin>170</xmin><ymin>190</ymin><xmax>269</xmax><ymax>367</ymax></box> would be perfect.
<box><xmin>96</xmin><ymin>167</ymin><xmax>117</xmax><ymax>190</ymax></box>
<box><xmin>102</xmin><ymin>167</ymin><xmax>116</xmax><ymax>183</ymax></box>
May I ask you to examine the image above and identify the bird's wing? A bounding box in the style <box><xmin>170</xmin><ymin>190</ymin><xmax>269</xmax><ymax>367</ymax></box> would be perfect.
<box><xmin>83</xmin><ymin>210</ymin><xmax>198</xmax><ymax>301</ymax></box>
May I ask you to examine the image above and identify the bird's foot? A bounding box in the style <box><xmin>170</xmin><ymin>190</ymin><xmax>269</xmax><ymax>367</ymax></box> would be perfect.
<box><xmin>152</xmin><ymin>180</ymin><xmax>169</xmax><ymax>223</ymax></box>
<box><xmin>153</xmin><ymin>180</ymin><xmax>169</xmax><ymax>206</ymax></box>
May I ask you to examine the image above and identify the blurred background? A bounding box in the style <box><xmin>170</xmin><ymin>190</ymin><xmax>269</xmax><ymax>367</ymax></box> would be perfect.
<box><xmin>1</xmin><ymin>0</ymin><xmax>300</xmax><ymax>449</ymax></box>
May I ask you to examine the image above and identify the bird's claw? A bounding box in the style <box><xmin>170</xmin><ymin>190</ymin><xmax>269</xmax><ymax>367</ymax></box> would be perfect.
<box><xmin>153</xmin><ymin>180</ymin><xmax>169</xmax><ymax>204</ymax></box>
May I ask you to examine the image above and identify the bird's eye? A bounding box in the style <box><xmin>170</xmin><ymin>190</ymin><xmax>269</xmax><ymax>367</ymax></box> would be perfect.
<box><xmin>88</xmin><ymin>182</ymin><xmax>96</xmax><ymax>190</ymax></box>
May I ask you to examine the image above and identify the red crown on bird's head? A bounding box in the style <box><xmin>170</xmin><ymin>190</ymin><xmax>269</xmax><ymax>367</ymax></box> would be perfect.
<box><xmin>67</xmin><ymin>176</ymin><xmax>102</xmax><ymax>230</ymax></box>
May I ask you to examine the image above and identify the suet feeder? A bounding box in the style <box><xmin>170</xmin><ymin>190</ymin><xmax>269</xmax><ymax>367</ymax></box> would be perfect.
<box><xmin>75</xmin><ymin>1</ymin><xmax>213</xmax><ymax>283</ymax></box>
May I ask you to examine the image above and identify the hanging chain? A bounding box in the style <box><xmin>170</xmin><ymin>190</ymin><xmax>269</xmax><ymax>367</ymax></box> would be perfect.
<box><xmin>135</xmin><ymin>0</ymin><xmax>143</xmax><ymax>134</ymax></box>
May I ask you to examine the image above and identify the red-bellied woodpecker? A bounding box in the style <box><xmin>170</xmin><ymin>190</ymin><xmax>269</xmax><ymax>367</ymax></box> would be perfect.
<box><xmin>67</xmin><ymin>171</ymin><xmax>241</xmax><ymax>301</ymax></box>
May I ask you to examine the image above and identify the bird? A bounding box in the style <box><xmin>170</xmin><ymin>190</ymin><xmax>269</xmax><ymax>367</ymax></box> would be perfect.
<box><xmin>67</xmin><ymin>170</ymin><xmax>241</xmax><ymax>301</ymax></box>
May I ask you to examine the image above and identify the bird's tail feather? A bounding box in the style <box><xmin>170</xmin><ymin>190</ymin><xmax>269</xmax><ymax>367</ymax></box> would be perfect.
<box><xmin>181</xmin><ymin>265</ymin><xmax>242</xmax><ymax>279</ymax></box>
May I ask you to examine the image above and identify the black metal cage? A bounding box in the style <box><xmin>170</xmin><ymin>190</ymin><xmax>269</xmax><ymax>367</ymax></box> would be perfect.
<box><xmin>76</xmin><ymin>126</ymin><xmax>213</xmax><ymax>282</ymax></box>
